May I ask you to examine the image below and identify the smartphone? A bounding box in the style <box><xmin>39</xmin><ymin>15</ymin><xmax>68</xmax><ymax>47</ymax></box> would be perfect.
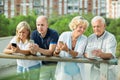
<box><xmin>11</xmin><ymin>43</ymin><xmax>17</xmax><ymax>47</ymax></box>
<box><xmin>58</xmin><ymin>41</ymin><xmax>64</xmax><ymax>48</ymax></box>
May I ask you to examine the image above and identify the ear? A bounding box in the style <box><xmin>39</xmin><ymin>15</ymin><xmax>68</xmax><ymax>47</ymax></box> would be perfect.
<box><xmin>46</xmin><ymin>23</ymin><xmax>48</xmax><ymax>28</ymax></box>
<box><xmin>104</xmin><ymin>24</ymin><xmax>106</xmax><ymax>28</ymax></box>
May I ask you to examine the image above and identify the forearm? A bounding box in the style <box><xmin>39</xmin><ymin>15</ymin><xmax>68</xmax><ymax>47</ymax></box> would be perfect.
<box><xmin>68</xmin><ymin>49</ymin><xmax>78</xmax><ymax>57</ymax></box>
<box><xmin>18</xmin><ymin>50</ymin><xmax>31</xmax><ymax>55</ymax></box>
<box><xmin>38</xmin><ymin>47</ymin><xmax>53</xmax><ymax>56</ymax></box>
<box><xmin>100</xmin><ymin>53</ymin><xmax>113</xmax><ymax>59</ymax></box>
<box><xmin>3</xmin><ymin>49</ymin><xmax>14</xmax><ymax>54</ymax></box>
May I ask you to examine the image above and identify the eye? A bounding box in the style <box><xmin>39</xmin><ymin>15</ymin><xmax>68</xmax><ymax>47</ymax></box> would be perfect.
<box><xmin>41</xmin><ymin>24</ymin><xmax>44</xmax><ymax>26</ymax></box>
<box><xmin>37</xmin><ymin>24</ymin><xmax>44</xmax><ymax>26</ymax></box>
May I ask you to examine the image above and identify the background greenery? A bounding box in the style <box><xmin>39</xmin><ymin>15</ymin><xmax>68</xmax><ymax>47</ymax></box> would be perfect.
<box><xmin>0</xmin><ymin>13</ymin><xmax>120</xmax><ymax>57</ymax></box>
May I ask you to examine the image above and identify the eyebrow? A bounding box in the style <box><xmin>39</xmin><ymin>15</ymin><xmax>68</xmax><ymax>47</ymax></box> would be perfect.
<box><xmin>37</xmin><ymin>24</ymin><xmax>44</xmax><ymax>26</ymax></box>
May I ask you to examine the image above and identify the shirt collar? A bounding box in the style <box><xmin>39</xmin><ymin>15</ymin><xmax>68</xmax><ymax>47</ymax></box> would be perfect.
<box><xmin>37</xmin><ymin>28</ymin><xmax>50</xmax><ymax>39</ymax></box>
<box><xmin>95</xmin><ymin>30</ymin><xmax>107</xmax><ymax>40</ymax></box>
<box><xmin>19</xmin><ymin>40</ymin><xmax>28</xmax><ymax>44</ymax></box>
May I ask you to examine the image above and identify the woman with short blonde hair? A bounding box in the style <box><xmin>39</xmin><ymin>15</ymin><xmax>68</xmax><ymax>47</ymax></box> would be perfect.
<box><xmin>54</xmin><ymin>16</ymin><xmax>89</xmax><ymax>80</ymax></box>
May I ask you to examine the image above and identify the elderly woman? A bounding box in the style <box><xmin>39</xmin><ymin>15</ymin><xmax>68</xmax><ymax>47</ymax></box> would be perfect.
<box><xmin>54</xmin><ymin>16</ymin><xmax>89</xmax><ymax>80</ymax></box>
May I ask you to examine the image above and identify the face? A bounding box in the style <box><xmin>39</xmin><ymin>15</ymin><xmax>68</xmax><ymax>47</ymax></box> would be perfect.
<box><xmin>92</xmin><ymin>20</ymin><xmax>105</xmax><ymax>37</ymax></box>
<box><xmin>17</xmin><ymin>28</ymin><xmax>29</xmax><ymax>41</ymax></box>
<box><xmin>74</xmin><ymin>24</ymin><xmax>86</xmax><ymax>36</ymax></box>
<box><xmin>36</xmin><ymin>17</ymin><xmax>48</xmax><ymax>35</ymax></box>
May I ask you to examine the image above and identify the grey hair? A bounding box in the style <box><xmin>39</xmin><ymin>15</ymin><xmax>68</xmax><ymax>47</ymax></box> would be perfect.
<box><xmin>91</xmin><ymin>16</ymin><xmax>106</xmax><ymax>24</ymax></box>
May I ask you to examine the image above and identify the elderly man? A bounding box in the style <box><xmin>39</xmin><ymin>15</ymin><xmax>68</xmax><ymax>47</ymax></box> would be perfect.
<box><xmin>85</xmin><ymin>16</ymin><xmax>117</xmax><ymax>80</ymax></box>
<box><xmin>29</xmin><ymin>15</ymin><xmax>59</xmax><ymax>80</ymax></box>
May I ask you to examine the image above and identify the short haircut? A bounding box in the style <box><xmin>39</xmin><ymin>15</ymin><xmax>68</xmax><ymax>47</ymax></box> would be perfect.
<box><xmin>91</xmin><ymin>16</ymin><xmax>106</xmax><ymax>24</ymax></box>
<box><xmin>69</xmin><ymin>16</ymin><xmax>89</xmax><ymax>30</ymax></box>
<box><xmin>36</xmin><ymin>15</ymin><xmax>48</xmax><ymax>23</ymax></box>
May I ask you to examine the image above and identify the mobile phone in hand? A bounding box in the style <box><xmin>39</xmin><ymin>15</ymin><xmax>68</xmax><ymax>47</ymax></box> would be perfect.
<box><xmin>59</xmin><ymin>41</ymin><xmax>64</xmax><ymax>45</ymax></box>
<box><xmin>11</xmin><ymin>43</ymin><xmax>17</xmax><ymax>47</ymax></box>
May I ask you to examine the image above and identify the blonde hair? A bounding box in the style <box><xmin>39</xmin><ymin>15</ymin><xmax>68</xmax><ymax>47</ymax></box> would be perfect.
<box><xmin>69</xmin><ymin>16</ymin><xmax>89</xmax><ymax>30</ymax></box>
<box><xmin>16</xmin><ymin>21</ymin><xmax>31</xmax><ymax>42</ymax></box>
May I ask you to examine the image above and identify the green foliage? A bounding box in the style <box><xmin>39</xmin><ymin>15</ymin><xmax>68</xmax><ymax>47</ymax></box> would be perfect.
<box><xmin>8</xmin><ymin>15</ymin><xmax>26</xmax><ymax>35</ymax></box>
<box><xmin>0</xmin><ymin>11</ymin><xmax>37</xmax><ymax>36</ymax></box>
<box><xmin>106</xmin><ymin>18</ymin><xmax>120</xmax><ymax>42</ymax></box>
<box><xmin>0</xmin><ymin>13</ymin><xmax>120</xmax><ymax>57</ymax></box>
<box><xmin>49</xmin><ymin>14</ymin><xmax>73</xmax><ymax>34</ymax></box>
<box><xmin>116</xmin><ymin>42</ymin><xmax>120</xmax><ymax>58</ymax></box>
<box><xmin>49</xmin><ymin>13</ymin><xmax>94</xmax><ymax>36</ymax></box>
<box><xmin>0</xmin><ymin>14</ymin><xmax>9</xmax><ymax>37</ymax></box>
<box><xmin>24</xmin><ymin>15</ymin><xmax>37</xmax><ymax>31</ymax></box>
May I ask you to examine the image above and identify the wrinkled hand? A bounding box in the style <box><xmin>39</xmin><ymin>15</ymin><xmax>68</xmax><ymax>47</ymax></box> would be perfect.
<box><xmin>60</xmin><ymin>43</ymin><xmax>69</xmax><ymax>52</ymax></box>
<box><xmin>53</xmin><ymin>46</ymin><xmax>60</xmax><ymax>56</ymax></box>
<box><xmin>92</xmin><ymin>49</ymin><xmax>102</xmax><ymax>57</ymax></box>
<box><xmin>57</xmin><ymin>41</ymin><xmax>69</xmax><ymax>52</ymax></box>
<box><xmin>57</xmin><ymin>41</ymin><xmax>64</xmax><ymax>49</ymax></box>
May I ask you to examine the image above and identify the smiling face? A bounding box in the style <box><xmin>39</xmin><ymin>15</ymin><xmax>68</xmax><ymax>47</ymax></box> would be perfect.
<box><xmin>73</xmin><ymin>24</ymin><xmax>87</xmax><ymax>36</ymax></box>
<box><xmin>69</xmin><ymin>16</ymin><xmax>89</xmax><ymax>37</ymax></box>
<box><xmin>17</xmin><ymin>27</ymin><xmax>29</xmax><ymax>42</ymax></box>
<box><xmin>16</xmin><ymin>21</ymin><xmax>31</xmax><ymax>42</ymax></box>
<box><xmin>92</xmin><ymin>19</ymin><xmax>105</xmax><ymax>37</ymax></box>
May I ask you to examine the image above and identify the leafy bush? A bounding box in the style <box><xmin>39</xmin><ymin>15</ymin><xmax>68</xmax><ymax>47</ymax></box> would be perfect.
<box><xmin>49</xmin><ymin>13</ymin><xmax>94</xmax><ymax>36</ymax></box>
<box><xmin>116</xmin><ymin>42</ymin><xmax>120</xmax><ymax>57</ymax></box>
<box><xmin>0</xmin><ymin>13</ymin><xmax>120</xmax><ymax>57</ymax></box>
<box><xmin>0</xmin><ymin>14</ymin><xmax>9</xmax><ymax>37</ymax></box>
<box><xmin>7</xmin><ymin>15</ymin><xmax>37</xmax><ymax>36</ymax></box>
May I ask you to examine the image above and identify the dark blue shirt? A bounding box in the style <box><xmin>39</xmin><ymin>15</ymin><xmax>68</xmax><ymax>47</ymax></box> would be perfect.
<box><xmin>31</xmin><ymin>28</ymin><xmax>59</xmax><ymax>65</ymax></box>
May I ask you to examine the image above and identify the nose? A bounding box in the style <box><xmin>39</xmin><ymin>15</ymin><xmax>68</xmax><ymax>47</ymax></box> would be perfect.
<box><xmin>80</xmin><ymin>27</ymin><xmax>85</xmax><ymax>32</ymax></box>
<box><xmin>94</xmin><ymin>27</ymin><xmax>98</xmax><ymax>31</ymax></box>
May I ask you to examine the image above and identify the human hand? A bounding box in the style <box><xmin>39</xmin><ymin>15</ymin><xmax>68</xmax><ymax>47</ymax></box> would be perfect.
<box><xmin>53</xmin><ymin>47</ymin><xmax>60</xmax><ymax>56</ymax></box>
<box><xmin>11</xmin><ymin>45</ymin><xmax>20</xmax><ymax>53</ymax></box>
<box><xmin>29</xmin><ymin>43</ymin><xmax>37</xmax><ymax>55</ymax></box>
<box><xmin>60</xmin><ymin>43</ymin><xmax>69</xmax><ymax>52</ymax></box>
<box><xmin>92</xmin><ymin>49</ymin><xmax>102</xmax><ymax>57</ymax></box>
<box><xmin>57</xmin><ymin>41</ymin><xmax>64</xmax><ymax>49</ymax></box>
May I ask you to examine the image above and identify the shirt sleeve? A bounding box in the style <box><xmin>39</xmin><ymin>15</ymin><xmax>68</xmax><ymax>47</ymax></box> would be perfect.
<box><xmin>10</xmin><ymin>36</ymin><xmax>17</xmax><ymax>43</ymax></box>
<box><xmin>76</xmin><ymin>36</ymin><xmax>87</xmax><ymax>57</ymax></box>
<box><xmin>58</xmin><ymin>32</ymin><xmax>66</xmax><ymax>42</ymax></box>
<box><xmin>50</xmin><ymin>31</ymin><xmax>59</xmax><ymax>44</ymax></box>
<box><xmin>106</xmin><ymin>36</ymin><xmax>117</xmax><ymax>58</ymax></box>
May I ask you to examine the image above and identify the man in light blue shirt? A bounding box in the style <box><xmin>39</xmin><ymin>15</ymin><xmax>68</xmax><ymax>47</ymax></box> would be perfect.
<box><xmin>85</xmin><ymin>16</ymin><xmax>117</xmax><ymax>80</ymax></box>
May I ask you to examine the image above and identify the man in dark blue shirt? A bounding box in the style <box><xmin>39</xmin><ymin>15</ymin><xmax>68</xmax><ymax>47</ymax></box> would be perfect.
<box><xmin>30</xmin><ymin>15</ymin><xmax>59</xmax><ymax>80</ymax></box>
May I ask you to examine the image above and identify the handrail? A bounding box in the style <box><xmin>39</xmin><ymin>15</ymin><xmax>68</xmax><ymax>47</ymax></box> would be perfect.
<box><xmin>0</xmin><ymin>53</ymin><xmax>118</xmax><ymax>65</ymax></box>
<box><xmin>0</xmin><ymin>53</ymin><xmax>118</xmax><ymax>80</ymax></box>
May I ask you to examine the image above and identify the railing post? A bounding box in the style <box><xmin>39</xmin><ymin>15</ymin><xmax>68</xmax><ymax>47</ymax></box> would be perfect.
<box><xmin>100</xmin><ymin>63</ymin><xmax>109</xmax><ymax>80</ymax></box>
